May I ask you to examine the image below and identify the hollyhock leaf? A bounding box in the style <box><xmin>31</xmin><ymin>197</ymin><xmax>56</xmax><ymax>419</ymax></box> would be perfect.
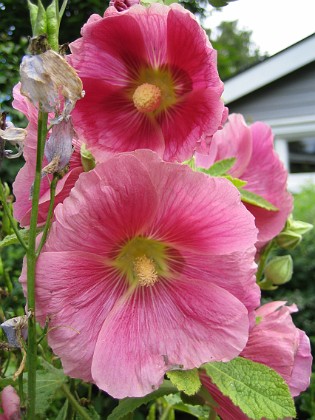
<box><xmin>239</xmin><ymin>189</ymin><xmax>278</xmax><ymax>211</ymax></box>
<box><xmin>166</xmin><ymin>369</ymin><xmax>201</xmax><ymax>396</ymax></box>
<box><xmin>200</xmin><ymin>157</ymin><xmax>236</xmax><ymax>176</ymax></box>
<box><xmin>203</xmin><ymin>357</ymin><xmax>296</xmax><ymax>419</ymax></box>
<box><xmin>55</xmin><ymin>400</ymin><xmax>68</xmax><ymax>420</ymax></box>
<box><xmin>23</xmin><ymin>361</ymin><xmax>67</xmax><ymax>415</ymax></box>
<box><xmin>164</xmin><ymin>394</ymin><xmax>210</xmax><ymax>419</ymax></box>
<box><xmin>224</xmin><ymin>175</ymin><xmax>247</xmax><ymax>188</ymax></box>
<box><xmin>107</xmin><ymin>381</ymin><xmax>178</xmax><ymax>420</ymax></box>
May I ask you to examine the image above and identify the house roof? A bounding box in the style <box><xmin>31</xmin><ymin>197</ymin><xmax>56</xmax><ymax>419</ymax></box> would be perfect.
<box><xmin>223</xmin><ymin>33</ymin><xmax>315</xmax><ymax>104</ymax></box>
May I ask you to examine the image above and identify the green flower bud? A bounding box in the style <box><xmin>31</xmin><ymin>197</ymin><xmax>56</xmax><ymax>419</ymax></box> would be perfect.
<box><xmin>264</xmin><ymin>255</ymin><xmax>293</xmax><ymax>285</ymax></box>
<box><xmin>80</xmin><ymin>144</ymin><xmax>96</xmax><ymax>172</ymax></box>
<box><xmin>276</xmin><ymin>230</ymin><xmax>302</xmax><ymax>250</ymax></box>
<box><xmin>286</xmin><ymin>218</ymin><xmax>313</xmax><ymax>236</ymax></box>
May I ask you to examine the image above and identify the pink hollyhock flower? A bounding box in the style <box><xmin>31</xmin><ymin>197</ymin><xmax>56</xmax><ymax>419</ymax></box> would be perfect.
<box><xmin>68</xmin><ymin>3</ymin><xmax>227</xmax><ymax>163</ymax></box>
<box><xmin>21</xmin><ymin>150</ymin><xmax>259</xmax><ymax>398</ymax></box>
<box><xmin>12</xmin><ymin>84</ymin><xmax>85</xmax><ymax>227</ymax></box>
<box><xmin>200</xmin><ymin>301</ymin><xmax>312</xmax><ymax>419</ymax></box>
<box><xmin>0</xmin><ymin>386</ymin><xmax>21</xmax><ymax>420</ymax></box>
<box><xmin>109</xmin><ymin>0</ymin><xmax>140</xmax><ymax>12</ymax></box>
<box><xmin>196</xmin><ymin>114</ymin><xmax>293</xmax><ymax>247</ymax></box>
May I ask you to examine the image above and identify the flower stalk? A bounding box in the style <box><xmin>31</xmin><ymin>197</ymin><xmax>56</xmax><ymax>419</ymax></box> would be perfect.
<box><xmin>26</xmin><ymin>108</ymin><xmax>48</xmax><ymax>419</ymax></box>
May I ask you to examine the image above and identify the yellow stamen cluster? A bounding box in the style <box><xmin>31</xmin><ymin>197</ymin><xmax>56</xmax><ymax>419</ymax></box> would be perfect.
<box><xmin>133</xmin><ymin>83</ymin><xmax>162</xmax><ymax>113</ymax></box>
<box><xmin>133</xmin><ymin>255</ymin><xmax>158</xmax><ymax>287</ymax></box>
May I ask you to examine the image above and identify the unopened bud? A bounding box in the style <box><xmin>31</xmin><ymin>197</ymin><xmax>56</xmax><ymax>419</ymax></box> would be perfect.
<box><xmin>264</xmin><ymin>255</ymin><xmax>293</xmax><ymax>286</ymax></box>
<box><xmin>286</xmin><ymin>217</ymin><xmax>313</xmax><ymax>236</ymax></box>
<box><xmin>276</xmin><ymin>231</ymin><xmax>302</xmax><ymax>250</ymax></box>
<box><xmin>43</xmin><ymin>119</ymin><xmax>74</xmax><ymax>175</ymax></box>
<box><xmin>80</xmin><ymin>144</ymin><xmax>96</xmax><ymax>172</ymax></box>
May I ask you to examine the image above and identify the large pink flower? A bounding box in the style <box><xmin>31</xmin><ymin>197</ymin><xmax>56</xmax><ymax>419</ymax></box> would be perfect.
<box><xmin>68</xmin><ymin>3</ymin><xmax>227</xmax><ymax>163</ymax></box>
<box><xmin>0</xmin><ymin>386</ymin><xmax>21</xmax><ymax>420</ymax></box>
<box><xmin>12</xmin><ymin>85</ymin><xmax>84</xmax><ymax>227</ymax></box>
<box><xmin>21</xmin><ymin>150</ymin><xmax>259</xmax><ymax>398</ymax></box>
<box><xmin>201</xmin><ymin>301</ymin><xmax>312</xmax><ymax>419</ymax></box>
<box><xmin>196</xmin><ymin>114</ymin><xmax>293</xmax><ymax>247</ymax></box>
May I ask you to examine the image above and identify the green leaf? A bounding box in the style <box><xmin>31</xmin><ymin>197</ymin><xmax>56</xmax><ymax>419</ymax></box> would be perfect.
<box><xmin>0</xmin><ymin>228</ymin><xmax>41</xmax><ymax>248</ymax></box>
<box><xmin>239</xmin><ymin>189</ymin><xmax>278</xmax><ymax>211</ymax></box>
<box><xmin>203</xmin><ymin>357</ymin><xmax>296</xmax><ymax>419</ymax></box>
<box><xmin>163</xmin><ymin>0</ymin><xmax>178</xmax><ymax>4</ymax></box>
<box><xmin>77</xmin><ymin>405</ymin><xmax>100</xmax><ymax>420</ymax></box>
<box><xmin>140</xmin><ymin>0</ymin><xmax>164</xmax><ymax>6</ymax></box>
<box><xmin>55</xmin><ymin>400</ymin><xmax>69</xmax><ymax>420</ymax></box>
<box><xmin>164</xmin><ymin>394</ymin><xmax>210</xmax><ymax>419</ymax></box>
<box><xmin>166</xmin><ymin>369</ymin><xmax>201</xmax><ymax>396</ymax></box>
<box><xmin>209</xmin><ymin>0</ymin><xmax>238</xmax><ymax>7</ymax></box>
<box><xmin>224</xmin><ymin>175</ymin><xmax>247</xmax><ymax>188</ymax></box>
<box><xmin>199</xmin><ymin>157</ymin><xmax>236</xmax><ymax>176</ymax></box>
<box><xmin>24</xmin><ymin>361</ymin><xmax>67</xmax><ymax>415</ymax></box>
<box><xmin>107</xmin><ymin>381</ymin><xmax>177</xmax><ymax>420</ymax></box>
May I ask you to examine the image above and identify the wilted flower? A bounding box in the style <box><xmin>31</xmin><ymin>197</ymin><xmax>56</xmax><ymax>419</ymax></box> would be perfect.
<box><xmin>0</xmin><ymin>386</ymin><xmax>21</xmax><ymax>420</ymax></box>
<box><xmin>200</xmin><ymin>301</ymin><xmax>312</xmax><ymax>419</ymax></box>
<box><xmin>21</xmin><ymin>150</ymin><xmax>259</xmax><ymax>398</ymax></box>
<box><xmin>68</xmin><ymin>3</ymin><xmax>227</xmax><ymax>162</ymax></box>
<box><xmin>0</xmin><ymin>113</ymin><xmax>26</xmax><ymax>162</ymax></box>
<box><xmin>20</xmin><ymin>49</ymin><xmax>84</xmax><ymax>120</ymax></box>
<box><xmin>1</xmin><ymin>313</ymin><xmax>29</xmax><ymax>348</ymax></box>
<box><xmin>196</xmin><ymin>114</ymin><xmax>293</xmax><ymax>247</ymax></box>
<box><xmin>12</xmin><ymin>85</ymin><xmax>84</xmax><ymax>227</ymax></box>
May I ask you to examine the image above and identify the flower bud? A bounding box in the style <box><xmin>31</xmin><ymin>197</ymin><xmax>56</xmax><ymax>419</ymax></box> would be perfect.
<box><xmin>276</xmin><ymin>230</ymin><xmax>302</xmax><ymax>250</ymax></box>
<box><xmin>109</xmin><ymin>0</ymin><xmax>140</xmax><ymax>11</ymax></box>
<box><xmin>80</xmin><ymin>144</ymin><xmax>96</xmax><ymax>172</ymax></box>
<box><xmin>264</xmin><ymin>255</ymin><xmax>293</xmax><ymax>286</ymax></box>
<box><xmin>286</xmin><ymin>217</ymin><xmax>313</xmax><ymax>236</ymax></box>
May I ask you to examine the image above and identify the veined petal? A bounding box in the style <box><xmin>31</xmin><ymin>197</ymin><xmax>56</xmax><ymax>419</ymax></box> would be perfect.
<box><xmin>92</xmin><ymin>279</ymin><xmax>249</xmax><ymax>398</ymax></box>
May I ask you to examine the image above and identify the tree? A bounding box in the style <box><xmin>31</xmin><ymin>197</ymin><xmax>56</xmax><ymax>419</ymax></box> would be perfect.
<box><xmin>209</xmin><ymin>20</ymin><xmax>267</xmax><ymax>80</ymax></box>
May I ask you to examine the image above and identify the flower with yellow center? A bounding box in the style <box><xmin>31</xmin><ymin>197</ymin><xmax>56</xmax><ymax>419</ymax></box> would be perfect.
<box><xmin>69</xmin><ymin>3</ymin><xmax>226</xmax><ymax>162</ymax></box>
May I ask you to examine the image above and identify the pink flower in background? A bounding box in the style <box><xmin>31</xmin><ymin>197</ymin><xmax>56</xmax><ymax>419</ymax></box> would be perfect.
<box><xmin>0</xmin><ymin>386</ymin><xmax>21</xmax><ymax>420</ymax></box>
<box><xmin>20</xmin><ymin>150</ymin><xmax>259</xmax><ymax>398</ymax></box>
<box><xmin>12</xmin><ymin>84</ymin><xmax>84</xmax><ymax>227</ymax></box>
<box><xmin>200</xmin><ymin>301</ymin><xmax>312</xmax><ymax>419</ymax></box>
<box><xmin>68</xmin><ymin>3</ymin><xmax>227</xmax><ymax>163</ymax></box>
<box><xmin>109</xmin><ymin>0</ymin><xmax>140</xmax><ymax>11</ymax></box>
<box><xmin>196</xmin><ymin>114</ymin><xmax>293</xmax><ymax>247</ymax></box>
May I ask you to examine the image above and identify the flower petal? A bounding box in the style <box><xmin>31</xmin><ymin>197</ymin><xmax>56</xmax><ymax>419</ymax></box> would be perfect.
<box><xmin>92</xmin><ymin>279</ymin><xmax>249</xmax><ymax>398</ymax></box>
<box><xmin>31</xmin><ymin>252</ymin><xmax>128</xmax><ymax>381</ymax></box>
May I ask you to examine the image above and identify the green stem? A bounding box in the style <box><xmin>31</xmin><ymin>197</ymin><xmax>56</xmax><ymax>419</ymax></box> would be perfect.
<box><xmin>36</xmin><ymin>175</ymin><xmax>58</xmax><ymax>257</ymax></box>
<box><xmin>256</xmin><ymin>240</ymin><xmax>275</xmax><ymax>282</ymax></box>
<box><xmin>61</xmin><ymin>384</ymin><xmax>91</xmax><ymax>420</ymax></box>
<box><xmin>0</xmin><ymin>182</ymin><xmax>28</xmax><ymax>251</ymax></box>
<box><xmin>208</xmin><ymin>407</ymin><xmax>217</xmax><ymax>420</ymax></box>
<box><xmin>26</xmin><ymin>109</ymin><xmax>48</xmax><ymax>420</ymax></box>
<box><xmin>160</xmin><ymin>405</ymin><xmax>172</xmax><ymax>420</ymax></box>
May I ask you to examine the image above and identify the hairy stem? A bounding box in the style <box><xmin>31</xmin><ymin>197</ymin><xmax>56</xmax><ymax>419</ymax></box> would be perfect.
<box><xmin>36</xmin><ymin>174</ymin><xmax>58</xmax><ymax>256</ymax></box>
<box><xmin>61</xmin><ymin>384</ymin><xmax>91</xmax><ymax>420</ymax></box>
<box><xmin>26</xmin><ymin>109</ymin><xmax>48</xmax><ymax>419</ymax></box>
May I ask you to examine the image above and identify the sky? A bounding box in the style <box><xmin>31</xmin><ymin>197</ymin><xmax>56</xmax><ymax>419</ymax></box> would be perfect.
<box><xmin>205</xmin><ymin>0</ymin><xmax>315</xmax><ymax>56</ymax></box>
